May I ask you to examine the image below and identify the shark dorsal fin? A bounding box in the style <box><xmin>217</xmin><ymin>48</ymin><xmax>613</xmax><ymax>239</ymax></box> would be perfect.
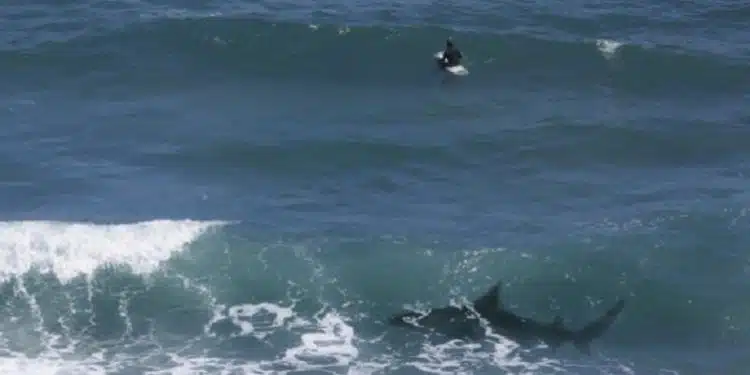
<box><xmin>473</xmin><ymin>282</ymin><xmax>503</xmax><ymax>312</ymax></box>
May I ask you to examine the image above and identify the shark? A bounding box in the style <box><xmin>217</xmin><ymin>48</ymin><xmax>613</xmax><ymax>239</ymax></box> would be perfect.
<box><xmin>389</xmin><ymin>281</ymin><xmax>626</xmax><ymax>354</ymax></box>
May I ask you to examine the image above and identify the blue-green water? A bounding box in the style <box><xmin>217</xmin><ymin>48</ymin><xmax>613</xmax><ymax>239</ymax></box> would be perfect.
<box><xmin>1</xmin><ymin>1</ymin><xmax>748</xmax><ymax>374</ymax></box>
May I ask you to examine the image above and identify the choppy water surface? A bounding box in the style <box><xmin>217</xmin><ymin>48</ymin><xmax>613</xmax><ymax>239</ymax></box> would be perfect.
<box><xmin>0</xmin><ymin>0</ymin><xmax>748</xmax><ymax>374</ymax></box>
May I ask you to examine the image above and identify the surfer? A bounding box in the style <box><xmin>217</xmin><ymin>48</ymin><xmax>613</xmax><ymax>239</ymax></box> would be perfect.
<box><xmin>438</xmin><ymin>38</ymin><xmax>463</xmax><ymax>69</ymax></box>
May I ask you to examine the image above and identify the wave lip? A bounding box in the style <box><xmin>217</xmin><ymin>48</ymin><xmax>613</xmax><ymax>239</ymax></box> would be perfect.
<box><xmin>0</xmin><ymin>219</ymin><xmax>232</xmax><ymax>282</ymax></box>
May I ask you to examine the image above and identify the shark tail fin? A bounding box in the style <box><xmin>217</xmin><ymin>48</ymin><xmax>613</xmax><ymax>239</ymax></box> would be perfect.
<box><xmin>572</xmin><ymin>299</ymin><xmax>625</xmax><ymax>355</ymax></box>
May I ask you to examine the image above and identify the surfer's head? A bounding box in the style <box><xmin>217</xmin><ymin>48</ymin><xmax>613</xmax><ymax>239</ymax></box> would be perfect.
<box><xmin>446</xmin><ymin>38</ymin><xmax>454</xmax><ymax>48</ymax></box>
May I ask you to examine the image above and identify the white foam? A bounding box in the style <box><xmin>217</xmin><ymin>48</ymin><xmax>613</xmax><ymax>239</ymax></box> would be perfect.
<box><xmin>281</xmin><ymin>312</ymin><xmax>359</xmax><ymax>369</ymax></box>
<box><xmin>596</xmin><ymin>39</ymin><xmax>624</xmax><ymax>60</ymax></box>
<box><xmin>0</xmin><ymin>219</ymin><xmax>231</xmax><ymax>282</ymax></box>
<box><xmin>205</xmin><ymin>302</ymin><xmax>305</xmax><ymax>339</ymax></box>
<box><xmin>0</xmin><ymin>355</ymin><xmax>106</xmax><ymax>375</ymax></box>
<box><xmin>204</xmin><ymin>300</ymin><xmax>367</xmax><ymax>374</ymax></box>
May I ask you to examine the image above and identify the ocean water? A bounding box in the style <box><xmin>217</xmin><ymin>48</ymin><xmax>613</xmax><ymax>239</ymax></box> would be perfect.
<box><xmin>1</xmin><ymin>0</ymin><xmax>749</xmax><ymax>374</ymax></box>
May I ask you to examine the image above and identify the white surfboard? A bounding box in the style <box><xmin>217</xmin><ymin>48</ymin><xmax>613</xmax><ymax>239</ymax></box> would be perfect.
<box><xmin>434</xmin><ymin>51</ymin><xmax>469</xmax><ymax>76</ymax></box>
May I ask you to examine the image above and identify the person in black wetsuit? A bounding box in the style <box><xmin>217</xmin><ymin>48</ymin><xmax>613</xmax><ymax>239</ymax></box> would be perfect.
<box><xmin>439</xmin><ymin>38</ymin><xmax>463</xmax><ymax>69</ymax></box>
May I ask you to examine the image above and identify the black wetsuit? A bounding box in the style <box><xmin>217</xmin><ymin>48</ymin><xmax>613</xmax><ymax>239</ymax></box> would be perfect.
<box><xmin>441</xmin><ymin>46</ymin><xmax>463</xmax><ymax>68</ymax></box>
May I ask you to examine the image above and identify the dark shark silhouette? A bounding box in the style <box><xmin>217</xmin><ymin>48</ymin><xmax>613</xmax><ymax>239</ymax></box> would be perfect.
<box><xmin>389</xmin><ymin>281</ymin><xmax>625</xmax><ymax>354</ymax></box>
